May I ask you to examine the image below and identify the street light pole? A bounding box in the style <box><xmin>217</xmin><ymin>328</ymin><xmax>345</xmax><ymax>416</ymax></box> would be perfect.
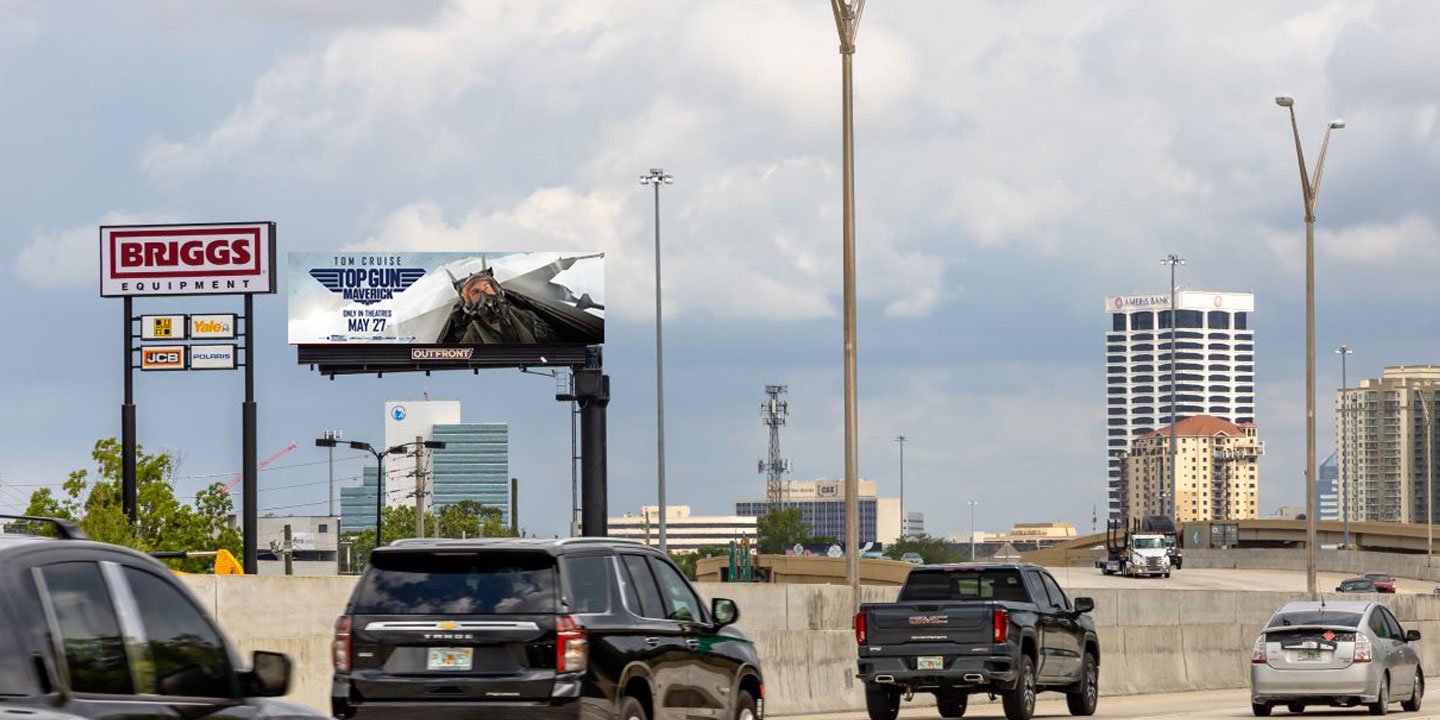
<box><xmin>1275</xmin><ymin>95</ymin><xmax>1344</xmax><ymax>598</ymax></box>
<box><xmin>829</xmin><ymin>0</ymin><xmax>866</xmax><ymax>614</ymax></box>
<box><xmin>895</xmin><ymin>434</ymin><xmax>906</xmax><ymax>539</ymax></box>
<box><xmin>1336</xmin><ymin>345</ymin><xmax>1352</xmax><ymax>549</ymax></box>
<box><xmin>318</xmin><ymin>437</ymin><xmax>446</xmax><ymax>550</ymax></box>
<box><xmin>968</xmin><ymin>499</ymin><xmax>979</xmax><ymax>561</ymax></box>
<box><xmin>641</xmin><ymin>167</ymin><xmax>674</xmax><ymax>553</ymax></box>
<box><xmin>1161</xmin><ymin>254</ymin><xmax>1185</xmax><ymax>523</ymax></box>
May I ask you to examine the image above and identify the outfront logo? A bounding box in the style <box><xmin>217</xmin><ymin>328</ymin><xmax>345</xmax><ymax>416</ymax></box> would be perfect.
<box><xmin>309</xmin><ymin>267</ymin><xmax>426</xmax><ymax>306</ymax></box>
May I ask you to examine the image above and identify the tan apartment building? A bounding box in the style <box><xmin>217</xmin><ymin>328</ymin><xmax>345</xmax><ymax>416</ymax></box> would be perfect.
<box><xmin>1336</xmin><ymin>365</ymin><xmax>1440</xmax><ymax>524</ymax></box>
<box><xmin>1119</xmin><ymin>415</ymin><xmax>1263</xmax><ymax>522</ymax></box>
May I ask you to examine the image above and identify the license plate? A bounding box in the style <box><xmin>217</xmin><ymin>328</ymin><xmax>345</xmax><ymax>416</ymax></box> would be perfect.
<box><xmin>1297</xmin><ymin>649</ymin><xmax>1322</xmax><ymax>662</ymax></box>
<box><xmin>427</xmin><ymin>647</ymin><xmax>474</xmax><ymax>671</ymax></box>
<box><xmin>917</xmin><ymin>656</ymin><xmax>944</xmax><ymax>670</ymax></box>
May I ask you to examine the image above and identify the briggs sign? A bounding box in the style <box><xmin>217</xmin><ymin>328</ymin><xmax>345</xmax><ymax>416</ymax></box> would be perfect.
<box><xmin>100</xmin><ymin>223</ymin><xmax>276</xmax><ymax>297</ymax></box>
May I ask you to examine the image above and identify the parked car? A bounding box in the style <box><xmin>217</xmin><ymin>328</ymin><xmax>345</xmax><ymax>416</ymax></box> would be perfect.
<box><xmin>332</xmin><ymin>537</ymin><xmax>762</xmax><ymax>720</ymax></box>
<box><xmin>854</xmin><ymin>562</ymin><xmax>1099</xmax><ymax>720</ymax></box>
<box><xmin>1250</xmin><ymin>600</ymin><xmax>1423</xmax><ymax>716</ymax></box>
<box><xmin>1336</xmin><ymin>578</ymin><xmax>1379</xmax><ymax>593</ymax></box>
<box><xmin>1363</xmin><ymin>572</ymin><xmax>1398</xmax><ymax>593</ymax></box>
<box><xmin>900</xmin><ymin>552</ymin><xmax>924</xmax><ymax>565</ymax></box>
<box><xmin>0</xmin><ymin>515</ymin><xmax>316</xmax><ymax>719</ymax></box>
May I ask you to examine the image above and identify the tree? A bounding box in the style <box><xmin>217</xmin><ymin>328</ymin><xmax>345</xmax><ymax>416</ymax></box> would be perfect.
<box><xmin>341</xmin><ymin>501</ymin><xmax>516</xmax><ymax>571</ymax></box>
<box><xmin>21</xmin><ymin>438</ymin><xmax>240</xmax><ymax>573</ymax></box>
<box><xmin>884</xmin><ymin>534</ymin><xmax>962</xmax><ymax>564</ymax></box>
<box><xmin>756</xmin><ymin>508</ymin><xmax>809</xmax><ymax>555</ymax></box>
<box><xmin>669</xmin><ymin>546</ymin><xmax>731</xmax><ymax>580</ymax></box>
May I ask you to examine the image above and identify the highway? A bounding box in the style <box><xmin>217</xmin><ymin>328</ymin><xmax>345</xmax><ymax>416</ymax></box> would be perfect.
<box><xmin>783</xmin><ymin>688</ymin><xmax>1438</xmax><ymax>718</ymax></box>
<box><xmin>1047</xmin><ymin>565</ymin><xmax>1440</xmax><ymax>594</ymax></box>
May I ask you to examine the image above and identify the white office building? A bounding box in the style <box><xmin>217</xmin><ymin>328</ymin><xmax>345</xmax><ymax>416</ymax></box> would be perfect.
<box><xmin>608</xmin><ymin>506</ymin><xmax>757</xmax><ymax>553</ymax></box>
<box><xmin>1104</xmin><ymin>291</ymin><xmax>1256</xmax><ymax>520</ymax></box>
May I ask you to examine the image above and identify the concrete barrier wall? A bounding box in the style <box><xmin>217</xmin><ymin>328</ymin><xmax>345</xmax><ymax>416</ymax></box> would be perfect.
<box><xmin>1187</xmin><ymin>548</ymin><xmax>1440</xmax><ymax>583</ymax></box>
<box><xmin>178</xmin><ymin>575</ymin><xmax>1440</xmax><ymax>717</ymax></box>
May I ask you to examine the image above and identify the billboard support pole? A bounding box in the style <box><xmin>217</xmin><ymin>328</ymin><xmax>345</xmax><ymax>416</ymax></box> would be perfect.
<box><xmin>575</xmin><ymin>364</ymin><xmax>610</xmax><ymax>537</ymax></box>
<box><xmin>122</xmin><ymin>296</ymin><xmax>138</xmax><ymax>524</ymax></box>
<box><xmin>242</xmin><ymin>293</ymin><xmax>258</xmax><ymax>574</ymax></box>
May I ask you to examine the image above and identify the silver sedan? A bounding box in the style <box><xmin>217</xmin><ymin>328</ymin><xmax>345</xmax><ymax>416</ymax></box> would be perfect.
<box><xmin>1250</xmin><ymin>601</ymin><xmax>1423</xmax><ymax>716</ymax></box>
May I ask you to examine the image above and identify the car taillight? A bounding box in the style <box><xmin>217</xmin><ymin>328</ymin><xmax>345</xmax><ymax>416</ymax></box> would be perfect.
<box><xmin>1354</xmin><ymin>634</ymin><xmax>1373</xmax><ymax>663</ymax></box>
<box><xmin>333</xmin><ymin>616</ymin><xmax>352</xmax><ymax>673</ymax></box>
<box><xmin>557</xmin><ymin>615</ymin><xmax>588</xmax><ymax>673</ymax></box>
<box><xmin>854</xmin><ymin>612</ymin><xmax>868</xmax><ymax>645</ymax></box>
<box><xmin>993</xmin><ymin>607</ymin><xmax>1010</xmax><ymax>644</ymax></box>
<box><xmin>1251</xmin><ymin>635</ymin><xmax>1267</xmax><ymax>665</ymax></box>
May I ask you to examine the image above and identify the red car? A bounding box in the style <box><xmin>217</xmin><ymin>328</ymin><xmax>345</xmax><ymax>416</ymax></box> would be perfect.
<box><xmin>1363</xmin><ymin>571</ymin><xmax>1397</xmax><ymax>593</ymax></box>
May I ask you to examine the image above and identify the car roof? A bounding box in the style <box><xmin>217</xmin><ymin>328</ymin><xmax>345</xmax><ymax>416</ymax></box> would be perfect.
<box><xmin>913</xmin><ymin>562</ymin><xmax>1040</xmax><ymax>571</ymax></box>
<box><xmin>1276</xmin><ymin>601</ymin><xmax>1373</xmax><ymax>614</ymax></box>
<box><xmin>376</xmin><ymin>536</ymin><xmax>655</xmax><ymax>556</ymax></box>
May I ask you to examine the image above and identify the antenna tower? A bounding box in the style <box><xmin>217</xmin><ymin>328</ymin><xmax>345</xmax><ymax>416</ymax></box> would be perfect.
<box><xmin>758</xmin><ymin>385</ymin><xmax>792</xmax><ymax>508</ymax></box>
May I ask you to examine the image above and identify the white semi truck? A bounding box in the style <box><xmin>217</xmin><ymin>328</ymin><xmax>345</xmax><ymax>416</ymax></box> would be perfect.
<box><xmin>1097</xmin><ymin>519</ymin><xmax>1173</xmax><ymax>578</ymax></box>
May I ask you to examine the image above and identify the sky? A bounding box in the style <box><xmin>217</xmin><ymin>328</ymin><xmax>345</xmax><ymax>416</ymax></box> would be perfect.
<box><xmin>4</xmin><ymin>0</ymin><xmax>1440</xmax><ymax>540</ymax></box>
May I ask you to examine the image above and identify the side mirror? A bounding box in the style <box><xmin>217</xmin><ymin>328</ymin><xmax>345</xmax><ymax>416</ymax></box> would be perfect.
<box><xmin>1073</xmin><ymin>597</ymin><xmax>1095</xmax><ymax>614</ymax></box>
<box><xmin>711</xmin><ymin>598</ymin><xmax>740</xmax><ymax>628</ymax></box>
<box><xmin>1407</xmin><ymin>629</ymin><xmax>1422</xmax><ymax>642</ymax></box>
<box><xmin>243</xmin><ymin>651</ymin><xmax>291</xmax><ymax>697</ymax></box>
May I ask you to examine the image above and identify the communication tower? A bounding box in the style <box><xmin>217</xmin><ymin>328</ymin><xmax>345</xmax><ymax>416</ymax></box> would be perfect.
<box><xmin>758</xmin><ymin>385</ymin><xmax>792</xmax><ymax>508</ymax></box>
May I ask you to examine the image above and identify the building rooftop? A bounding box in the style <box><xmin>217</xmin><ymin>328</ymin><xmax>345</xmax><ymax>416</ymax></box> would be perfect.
<box><xmin>1143</xmin><ymin>414</ymin><xmax>1252</xmax><ymax>439</ymax></box>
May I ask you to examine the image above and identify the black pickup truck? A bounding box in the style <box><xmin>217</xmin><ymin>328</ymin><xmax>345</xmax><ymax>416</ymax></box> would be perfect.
<box><xmin>854</xmin><ymin>563</ymin><xmax>1099</xmax><ymax>720</ymax></box>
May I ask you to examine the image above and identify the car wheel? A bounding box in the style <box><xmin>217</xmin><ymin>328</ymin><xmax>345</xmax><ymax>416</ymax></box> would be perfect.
<box><xmin>620</xmin><ymin>695</ymin><xmax>649</xmax><ymax>720</ymax></box>
<box><xmin>735</xmin><ymin>690</ymin><xmax>759</xmax><ymax>720</ymax></box>
<box><xmin>865</xmin><ymin>683</ymin><xmax>901</xmax><ymax>720</ymax></box>
<box><xmin>1286</xmin><ymin>702</ymin><xmax>1303</xmax><ymax>713</ymax></box>
<box><xmin>1369</xmin><ymin>673</ymin><xmax>1389</xmax><ymax>716</ymax></box>
<box><xmin>937</xmin><ymin>691</ymin><xmax>968</xmax><ymax>718</ymax></box>
<box><xmin>1065</xmin><ymin>652</ymin><xmax>1098</xmax><ymax>716</ymax></box>
<box><xmin>1252</xmin><ymin>702</ymin><xmax>1272</xmax><ymax>716</ymax></box>
<box><xmin>1403</xmin><ymin>670</ymin><xmax>1424</xmax><ymax>712</ymax></box>
<box><xmin>1002</xmin><ymin>655</ymin><xmax>1036</xmax><ymax>720</ymax></box>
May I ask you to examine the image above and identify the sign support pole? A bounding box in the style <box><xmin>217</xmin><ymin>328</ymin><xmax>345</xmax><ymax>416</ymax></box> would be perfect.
<box><xmin>575</xmin><ymin>364</ymin><xmax>610</xmax><ymax>537</ymax></box>
<box><xmin>242</xmin><ymin>293</ymin><xmax>258</xmax><ymax>574</ymax></box>
<box><xmin>122</xmin><ymin>296</ymin><xmax>138</xmax><ymax>524</ymax></box>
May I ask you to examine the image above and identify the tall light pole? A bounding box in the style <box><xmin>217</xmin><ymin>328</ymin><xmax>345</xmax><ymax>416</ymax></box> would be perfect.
<box><xmin>641</xmin><ymin>167</ymin><xmax>674</xmax><ymax>552</ymax></box>
<box><xmin>894</xmin><ymin>434</ymin><xmax>906</xmax><ymax>539</ymax></box>
<box><xmin>1275</xmin><ymin>95</ymin><xmax>1344</xmax><ymax>598</ymax></box>
<box><xmin>324</xmin><ymin>429</ymin><xmax>343</xmax><ymax>518</ymax></box>
<box><xmin>317</xmin><ymin>437</ymin><xmax>444</xmax><ymax>549</ymax></box>
<box><xmin>1336</xmin><ymin>345</ymin><xmax>1352</xmax><ymax>549</ymax></box>
<box><xmin>1161</xmin><ymin>254</ymin><xmax>1185</xmax><ymax>523</ymax></box>
<box><xmin>1420</xmin><ymin>389</ymin><xmax>1435</xmax><ymax>566</ymax></box>
<box><xmin>967</xmin><ymin>499</ymin><xmax>980</xmax><ymax>561</ymax></box>
<box><xmin>829</xmin><ymin>0</ymin><xmax>866</xmax><ymax>612</ymax></box>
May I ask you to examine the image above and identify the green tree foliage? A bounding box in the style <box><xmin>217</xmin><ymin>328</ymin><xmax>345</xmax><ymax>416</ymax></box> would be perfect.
<box><xmin>884</xmin><ymin>534</ymin><xmax>962</xmax><ymax>564</ymax></box>
<box><xmin>20</xmin><ymin>438</ymin><xmax>240</xmax><ymax>573</ymax></box>
<box><xmin>669</xmin><ymin>546</ymin><xmax>731</xmax><ymax>580</ymax></box>
<box><xmin>755</xmin><ymin>507</ymin><xmax>836</xmax><ymax>555</ymax></box>
<box><xmin>341</xmin><ymin>501</ymin><xmax>515</xmax><ymax>572</ymax></box>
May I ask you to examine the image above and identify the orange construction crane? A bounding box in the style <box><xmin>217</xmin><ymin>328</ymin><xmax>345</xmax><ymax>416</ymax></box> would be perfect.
<box><xmin>220</xmin><ymin>442</ymin><xmax>298</xmax><ymax>494</ymax></box>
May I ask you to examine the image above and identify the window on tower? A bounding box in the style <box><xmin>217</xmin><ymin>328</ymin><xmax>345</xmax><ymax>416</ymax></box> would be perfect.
<box><xmin>1208</xmin><ymin>311</ymin><xmax>1230</xmax><ymax>329</ymax></box>
<box><xmin>1133</xmin><ymin>312</ymin><xmax>1155</xmax><ymax>330</ymax></box>
<box><xmin>1177</xmin><ymin>310</ymin><xmax>1203</xmax><ymax>328</ymax></box>
<box><xmin>1235</xmin><ymin>312</ymin><xmax>1249</xmax><ymax>329</ymax></box>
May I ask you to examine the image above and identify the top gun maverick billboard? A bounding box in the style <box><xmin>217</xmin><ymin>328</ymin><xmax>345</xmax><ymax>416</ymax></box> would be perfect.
<box><xmin>288</xmin><ymin>251</ymin><xmax>604</xmax><ymax>346</ymax></box>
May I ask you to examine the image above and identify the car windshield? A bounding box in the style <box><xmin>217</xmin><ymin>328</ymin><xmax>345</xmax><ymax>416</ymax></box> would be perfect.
<box><xmin>1268</xmin><ymin>610</ymin><xmax>1364</xmax><ymax>628</ymax></box>
<box><xmin>899</xmin><ymin>569</ymin><xmax>1030</xmax><ymax>603</ymax></box>
<box><xmin>354</xmin><ymin>551</ymin><xmax>557</xmax><ymax>615</ymax></box>
<box><xmin>1340</xmin><ymin>581</ymin><xmax>1373</xmax><ymax>591</ymax></box>
<box><xmin>1133</xmin><ymin>537</ymin><xmax>1165</xmax><ymax>549</ymax></box>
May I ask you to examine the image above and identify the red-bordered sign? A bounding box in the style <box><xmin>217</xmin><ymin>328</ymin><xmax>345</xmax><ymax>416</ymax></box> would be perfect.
<box><xmin>100</xmin><ymin>222</ymin><xmax>276</xmax><ymax>297</ymax></box>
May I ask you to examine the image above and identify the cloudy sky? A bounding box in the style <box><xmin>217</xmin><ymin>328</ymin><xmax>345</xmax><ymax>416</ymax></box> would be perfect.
<box><xmin>3</xmin><ymin>1</ymin><xmax>1439</xmax><ymax>539</ymax></box>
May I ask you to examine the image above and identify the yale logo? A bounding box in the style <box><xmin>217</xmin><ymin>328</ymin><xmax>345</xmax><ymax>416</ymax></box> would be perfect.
<box><xmin>189</xmin><ymin>314</ymin><xmax>236</xmax><ymax>339</ymax></box>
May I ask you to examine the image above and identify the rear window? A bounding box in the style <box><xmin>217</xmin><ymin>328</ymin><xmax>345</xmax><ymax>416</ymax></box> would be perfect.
<box><xmin>355</xmin><ymin>551</ymin><xmax>556</xmax><ymax>615</ymax></box>
<box><xmin>1364</xmin><ymin>573</ymin><xmax>1393</xmax><ymax>582</ymax></box>
<box><xmin>1268</xmin><ymin>610</ymin><xmax>1364</xmax><ymax>628</ymax></box>
<box><xmin>899</xmin><ymin>569</ymin><xmax>1030</xmax><ymax>603</ymax></box>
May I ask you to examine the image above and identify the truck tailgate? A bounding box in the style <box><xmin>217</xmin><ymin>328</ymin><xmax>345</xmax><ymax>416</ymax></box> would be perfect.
<box><xmin>865</xmin><ymin>603</ymin><xmax>994</xmax><ymax>647</ymax></box>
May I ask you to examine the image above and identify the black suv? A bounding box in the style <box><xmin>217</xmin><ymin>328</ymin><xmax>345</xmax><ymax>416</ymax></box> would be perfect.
<box><xmin>0</xmin><ymin>516</ymin><xmax>318</xmax><ymax>719</ymax></box>
<box><xmin>331</xmin><ymin>537</ymin><xmax>763</xmax><ymax>720</ymax></box>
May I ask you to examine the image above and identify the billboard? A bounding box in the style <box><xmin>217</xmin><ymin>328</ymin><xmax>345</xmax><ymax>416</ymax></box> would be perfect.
<box><xmin>100</xmin><ymin>222</ymin><xmax>276</xmax><ymax>297</ymax></box>
<box><xmin>288</xmin><ymin>252</ymin><xmax>604</xmax><ymax>345</ymax></box>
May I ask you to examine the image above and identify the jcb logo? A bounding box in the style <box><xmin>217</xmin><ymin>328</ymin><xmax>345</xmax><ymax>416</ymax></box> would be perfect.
<box><xmin>141</xmin><ymin>347</ymin><xmax>186</xmax><ymax>371</ymax></box>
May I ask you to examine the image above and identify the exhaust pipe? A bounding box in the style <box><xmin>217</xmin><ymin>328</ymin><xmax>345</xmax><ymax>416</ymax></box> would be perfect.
<box><xmin>875</xmin><ymin>675</ymin><xmax>896</xmax><ymax>684</ymax></box>
<box><xmin>963</xmin><ymin>674</ymin><xmax>984</xmax><ymax>683</ymax></box>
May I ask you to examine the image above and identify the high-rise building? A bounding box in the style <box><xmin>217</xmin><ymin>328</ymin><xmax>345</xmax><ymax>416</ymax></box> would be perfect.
<box><xmin>432</xmin><ymin>423</ymin><xmax>510</xmax><ymax>523</ymax></box>
<box><xmin>1318</xmin><ymin>453</ymin><xmax>1340</xmax><ymax>522</ymax></box>
<box><xmin>608</xmin><ymin>506</ymin><xmax>758</xmax><ymax>553</ymax></box>
<box><xmin>1336</xmin><ymin>366</ymin><xmax>1440</xmax><ymax>524</ymax></box>
<box><xmin>1104</xmin><ymin>291</ymin><xmax>1256</xmax><ymax>520</ymax></box>
<box><xmin>1117</xmin><ymin>415</ymin><xmax>1263</xmax><ymax>522</ymax></box>
<box><xmin>735</xmin><ymin>479</ymin><xmax>902</xmax><ymax>546</ymax></box>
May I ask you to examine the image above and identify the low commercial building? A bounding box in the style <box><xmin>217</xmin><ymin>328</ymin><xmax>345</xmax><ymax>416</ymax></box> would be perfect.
<box><xmin>1118</xmin><ymin>415</ymin><xmax>1263</xmax><ymax>522</ymax></box>
<box><xmin>982</xmin><ymin>522</ymin><xmax>1078</xmax><ymax>549</ymax></box>
<box><xmin>736</xmin><ymin>479</ymin><xmax>902</xmax><ymax>546</ymax></box>
<box><xmin>253</xmin><ymin>515</ymin><xmax>339</xmax><ymax>575</ymax></box>
<box><xmin>608</xmin><ymin>506</ymin><xmax>757</xmax><ymax>553</ymax></box>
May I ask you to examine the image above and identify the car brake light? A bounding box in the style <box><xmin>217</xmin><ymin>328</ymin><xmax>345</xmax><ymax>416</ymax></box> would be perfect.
<box><xmin>854</xmin><ymin>612</ymin><xmax>868</xmax><ymax>645</ymax></box>
<box><xmin>557</xmin><ymin>615</ymin><xmax>588</xmax><ymax>673</ymax></box>
<box><xmin>993</xmin><ymin>607</ymin><xmax>1010</xmax><ymax>644</ymax></box>
<box><xmin>1251</xmin><ymin>635</ymin><xmax>1267</xmax><ymax>665</ymax></box>
<box><xmin>333</xmin><ymin>616</ymin><xmax>352</xmax><ymax>673</ymax></box>
<box><xmin>1354</xmin><ymin>634</ymin><xmax>1373</xmax><ymax>663</ymax></box>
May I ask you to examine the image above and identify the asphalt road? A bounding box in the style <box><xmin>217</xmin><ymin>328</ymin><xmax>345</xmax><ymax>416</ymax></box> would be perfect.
<box><xmin>1045</xmin><ymin>565</ymin><xmax>1439</xmax><ymax>594</ymax></box>
<box><xmin>782</xmin><ymin>688</ymin><xmax>1439</xmax><ymax>718</ymax></box>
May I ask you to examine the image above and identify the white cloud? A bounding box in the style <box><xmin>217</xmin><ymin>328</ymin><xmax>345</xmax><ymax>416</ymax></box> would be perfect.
<box><xmin>15</xmin><ymin>211</ymin><xmax>176</xmax><ymax>289</ymax></box>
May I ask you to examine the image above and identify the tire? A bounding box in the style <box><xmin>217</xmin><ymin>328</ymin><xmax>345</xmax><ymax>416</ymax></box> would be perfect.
<box><xmin>1287</xmin><ymin>702</ymin><xmax>1303</xmax><ymax>713</ymax></box>
<box><xmin>620</xmin><ymin>695</ymin><xmax>649</xmax><ymax>720</ymax></box>
<box><xmin>1369</xmin><ymin>673</ymin><xmax>1389</xmax><ymax>715</ymax></box>
<box><xmin>1066</xmin><ymin>653</ymin><xmax>1098</xmax><ymax>716</ymax></box>
<box><xmin>1002</xmin><ymin>655</ymin><xmax>1037</xmax><ymax>720</ymax></box>
<box><xmin>937</xmin><ymin>692</ymin><xmax>968</xmax><ymax>718</ymax></box>
<box><xmin>1252</xmin><ymin>702</ymin><xmax>1272</xmax><ymax>716</ymax></box>
<box><xmin>735</xmin><ymin>690</ymin><xmax>759</xmax><ymax>720</ymax></box>
<box><xmin>1164</xmin><ymin>572</ymin><xmax>1171</xmax><ymax>579</ymax></box>
<box><xmin>865</xmin><ymin>683</ymin><xmax>901</xmax><ymax>720</ymax></box>
<box><xmin>1403</xmin><ymin>670</ymin><xmax>1424</xmax><ymax>712</ymax></box>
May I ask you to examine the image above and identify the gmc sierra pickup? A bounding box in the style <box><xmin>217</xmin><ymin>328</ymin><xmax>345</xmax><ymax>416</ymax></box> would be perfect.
<box><xmin>854</xmin><ymin>563</ymin><xmax>1099</xmax><ymax>720</ymax></box>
